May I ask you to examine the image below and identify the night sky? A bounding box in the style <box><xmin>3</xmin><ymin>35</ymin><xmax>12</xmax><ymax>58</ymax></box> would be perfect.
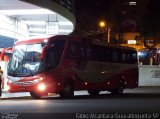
<box><xmin>73</xmin><ymin>0</ymin><xmax>160</xmax><ymax>38</ymax></box>
<box><xmin>74</xmin><ymin>0</ymin><xmax>113</xmax><ymax>31</ymax></box>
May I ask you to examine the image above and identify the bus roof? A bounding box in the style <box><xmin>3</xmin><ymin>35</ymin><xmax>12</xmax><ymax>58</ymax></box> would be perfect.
<box><xmin>15</xmin><ymin>35</ymin><xmax>137</xmax><ymax>51</ymax></box>
<box><xmin>15</xmin><ymin>35</ymin><xmax>81</xmax><ymax>45</ymax></box>
<box><xmin>15</xmin><ymin>37</ymin><xmax>48</xmax><ymax>45</ymax></box>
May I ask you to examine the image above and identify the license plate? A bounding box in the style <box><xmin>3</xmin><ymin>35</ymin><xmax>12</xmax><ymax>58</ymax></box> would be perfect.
<box><xmin>20</xmin><ymin>87</ymin><xmax>26</xmax><ymax>90</ymax></box>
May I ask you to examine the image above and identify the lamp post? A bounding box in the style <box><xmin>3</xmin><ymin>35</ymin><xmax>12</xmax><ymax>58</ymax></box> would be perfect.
<box><xmin>99</xmin><ymin>20</ymin><xmax>110</xmax><ymax>46</ymax></box>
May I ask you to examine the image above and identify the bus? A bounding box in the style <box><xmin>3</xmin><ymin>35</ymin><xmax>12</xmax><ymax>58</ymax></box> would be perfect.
<box><xmin>7</xmin><ymin>35</ymin><xmax>138</xmax><ymax>98</ymax></box>
<box><xmin>0</xmin><ymin>47</ymin><xmax>12</xmax><ymax>61</ymax></box>
<box><xmin>0</xmin><ymin>47</ymin><xmax>12</xmax><ymax>91</ymax></box>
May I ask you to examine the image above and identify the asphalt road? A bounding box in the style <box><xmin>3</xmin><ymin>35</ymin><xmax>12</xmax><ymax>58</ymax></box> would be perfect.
<box><xmin>0</xmin><ymin>87</ymin><xmax>160</xmax><ymax>119</ymax></box>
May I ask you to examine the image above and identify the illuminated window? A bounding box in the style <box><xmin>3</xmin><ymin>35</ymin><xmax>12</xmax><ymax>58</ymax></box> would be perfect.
<box><xmin>128</xmin><ymin>40</ymin><xmax>136</xmax><ymax>44</ymax></box>
<box><xmin>129</xmin><ymin>1</ymin><xmax>136</xmax><ymax>5</ymax></box>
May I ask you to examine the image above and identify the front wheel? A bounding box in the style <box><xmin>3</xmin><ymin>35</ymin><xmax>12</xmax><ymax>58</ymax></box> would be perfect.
<box><xmin>30</xmin><ymin>92</ymin><xmax>42</xmax><ymax>99</ymax></box>
<box><xmin>59</xmin><ymin>83</ymin><xmax>74</xmax><ymax>98</ymax></box>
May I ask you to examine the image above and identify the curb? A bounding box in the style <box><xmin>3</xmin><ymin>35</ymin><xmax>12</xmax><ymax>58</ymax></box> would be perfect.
<box><xmin>1</xmin><ymin>91</ymin><xmax>31</xmax><ymax>99</ymax></box>
<box><xmin>0</xmin><ymin>96</ymin><xmax>32</xmax><ymax>100</ymax></box>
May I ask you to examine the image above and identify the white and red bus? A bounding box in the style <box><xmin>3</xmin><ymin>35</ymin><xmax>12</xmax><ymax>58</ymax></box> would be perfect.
<box><xmin>7</xmin><ymin>35</ymin><xmax>138</xmax><ymax>98</ymax></box>
<box><xmin>0</xmin><ymin>47</ymin><xmax>12</xmax><ymax>62</ymax></box>
<box><xmin>0</xmin><ymin>47</ymin><xmax>12</xmax><ymax>91</ymax></box>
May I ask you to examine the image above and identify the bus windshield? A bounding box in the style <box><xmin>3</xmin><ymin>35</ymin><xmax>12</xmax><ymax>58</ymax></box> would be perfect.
<box><xmin>7</xmin><ymin>43</ymin><xmax>45</xmax><ymax>77</ymax></box>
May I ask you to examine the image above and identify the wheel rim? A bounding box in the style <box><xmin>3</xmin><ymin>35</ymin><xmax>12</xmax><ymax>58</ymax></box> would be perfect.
<box><xmin>30</xmin><ymin>92</ymin><xmax>41</xmax><ymax>99</ymax></box>
<box><xmin>64</xmin><ymin>84</ymin><xmax>72</xmax><ymax>95</ymax></box>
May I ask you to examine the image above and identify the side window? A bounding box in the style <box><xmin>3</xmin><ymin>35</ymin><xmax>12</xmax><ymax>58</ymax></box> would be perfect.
<box><xmin>112</xmin><ymin>48</ymin><xmax>119</xmax><ymax>62</ymax></box>
<box><xmin>86</xmin><ymin>47</ymin><xmax>91</xmax><ymax>59</ymax></box>
<box><xmin>126</xmin><ymin>53</ymin><xmax>131</xmax><ymax>62</ymax></box>
<box><xmin>67</xmin><ymin>41</ymin><xmax>79</xmax><ymax>60</ymax></box>
<box><xmin>131</xmin><ymin>51</ymin><xmax>138</xmax><ymax>63</ymax></box>
<box><xmin>92</xmin><ymin>45</ymin><xmax>98</xmax><ymax>61</ymax></box>
<box><xmin>122</xmin><ymin>52</ymin><xmax>126</xmax><ymax>62</ymax></box>
<box><xmin>121</xmin><ymin>51</ymin><xmax>131</xmax><ymax>63</ymax></box>
<box><xmin>66</xmin><ymin>41</ymin><xmax>87</xmax><ymax>60</ymax></box>
<box><xmin>105</xmin><ymin>47</ymin><xmax>111</xmax><ymax>61</ymax></box>
<box><xmin>47</xmin><ymin>50</ymin><xmax>57</xmax><ymax>68</ymax></box>
<box><xmin>121</xmin><ymin>50</ymin><xmax>137</xmax><ymax>64</ymax></box>
<box><xmin>87</xmin><ymin>45</ymin><xmax>94</xmax><ymax>60</ymax></box>
<box><xmin>46</xmin><ymin>40</ymin><xmax>66</xmax><ymax>69</ymax></box>
<box><xmin>98</xmin><ymin>46</ymin><xmax>105</xmax><ymax>61</ymax></box>
<box><xmin>89</xmin><ymin>45</ymin><xmax>103</xmax><ymax>61</ymax></box>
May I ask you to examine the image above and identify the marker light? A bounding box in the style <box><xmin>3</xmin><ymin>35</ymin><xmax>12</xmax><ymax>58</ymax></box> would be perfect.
<box><xmin>38</xmin><ymin>83</ymin><xmax>46</xmax><ymax>91</ymax></box>
<box><xmin>8</xmin><ymin>80</ymin><xmax>13</xmax><ymax>83</ymax></box>
<box><xmin>34</xmin><ymin>77</ymin><xmax>44</xmax><ymax>83</ymax></box>
<box><xmin>39</xmin><ymin>77</ymin><xmax>43</xmax><ymax>81</ymax></box>
<box><xmin>43</xmin><ymin>39</ymin><xmax>48</xmax><ymax>43</ymax></box>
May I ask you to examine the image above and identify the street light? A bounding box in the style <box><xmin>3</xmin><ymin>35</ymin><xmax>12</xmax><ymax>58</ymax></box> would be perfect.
<box><xmin>99</xmin><ymin>21</ymin><xmax>106</xmax><ymax>28</ymax></box>
<box><xmin>98</xmin><ymin>20</ymin><xmax>110</xmax><ymax>46</ymax></box>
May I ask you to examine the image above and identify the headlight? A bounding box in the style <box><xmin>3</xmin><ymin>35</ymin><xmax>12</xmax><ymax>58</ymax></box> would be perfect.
<box><xmin>34</xmin><ymin>79</ymin><xmax>39</xmax><ymax>83</ymax></box>
<box><xmin>8</xmin><ymin>80</ymin><xmax>13</xmax><ymax>83</ymax></box>
<box><xmin>6</xmin><ymin>85</ymin><xmax>10</xmax><ymax>91</ymax></box>
<box><xmin>38</xmin><ymin>83</ymin><xmax>46</xmax><ymax>91</ymax></box>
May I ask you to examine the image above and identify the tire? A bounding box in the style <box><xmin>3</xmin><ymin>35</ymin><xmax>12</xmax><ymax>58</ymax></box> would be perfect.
<box><xmin>111</xmin><ymin>80</ymin><xmax>124</xmax><ymax>95</ymax></box>
<box><xmin>59</xmin><ymin>83</ymin><xmax>74</xmax><ymax>98</ymax></box>
<box><xmin>88</xmin><ymin>90</ymin><xmax>100</xmax><ymax>96</ymax></box>
<box><xmin>30</xmin><ymin>92</ymin><xmax>42</xmax><ymax>99</ymax></box>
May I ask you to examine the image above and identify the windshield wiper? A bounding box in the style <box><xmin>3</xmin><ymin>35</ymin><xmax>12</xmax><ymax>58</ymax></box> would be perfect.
<box><xmin>13</xmin><ymin>65</ymin><xmax>34</xmax><ymax>77</ymax></box>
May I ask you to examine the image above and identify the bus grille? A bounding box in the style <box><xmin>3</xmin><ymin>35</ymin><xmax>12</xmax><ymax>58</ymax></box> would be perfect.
<box><xmin>13</xmin><ymin>81</ymin><xmax>35</xmax><ymax>86</ymax></box>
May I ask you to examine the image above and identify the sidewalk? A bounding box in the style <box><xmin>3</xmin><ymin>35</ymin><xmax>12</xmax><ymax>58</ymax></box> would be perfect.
<box><xmin>1</xmin><ymin>91</ymin><xmax>30</xmax><ymax>99</ymax></box>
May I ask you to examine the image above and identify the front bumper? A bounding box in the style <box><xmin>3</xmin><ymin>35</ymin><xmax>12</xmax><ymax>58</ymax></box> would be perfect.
<box><xmin>7</xmin><ymin>81</ymin><xmax>59</xmax><ymax>95</ymax></box>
